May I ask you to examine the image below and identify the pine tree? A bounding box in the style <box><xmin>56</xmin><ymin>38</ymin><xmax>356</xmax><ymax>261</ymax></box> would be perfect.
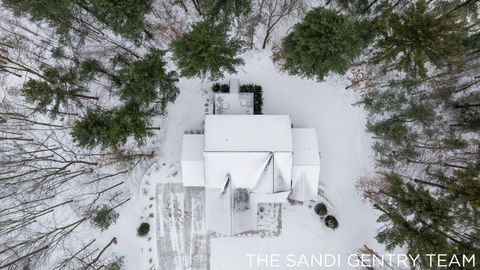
<box><xmin>115</xmin><ymin>48</ymin><xmax>179</xmax><ymax>114</ymax></box>
<box><xmin>2</xmin><ymin>0</ymin><xmax>153</xmax><ymax>42</ymax></box>
<box><xmin>112</xmin><ymin>102</ymin><xmax>155</xmax><ymax>145</ymax></box>
<box><xmin>71</xmin><ymin>107</ymin><xmax>113</xmax><ymax>149</ymax></box>
<box><xmin>276</xmin><ymin>7</ymin><xmax>368</xmax><ymax>81</ymax></box>
<box><xmin>201</xmin><ymin>0</ymin><xmax>251</xmax><ymax>20</ymax></box>
<box><xmin>3</xmin><ymin>0</ymin><xmax>74</xmax><ymax>37</ymax></box>
<box><xmin>445</xmin><ymin>166</ymin><xmax>480</xmax><ymax>229</ymax></box>
<box><xmin>373</xmin><ymin>0</ymin><xmax>469</xmax><ymax>78</ymax></box>
<box><xmin>92</xmin><ymin>205</ymin><xmax>119</xmax><ymax>231</ymax></box>
<box><xmin>451</xmin><ymin>92</ymin><xmax>480</xmax><ymax>131</ymax></box>
<box><xmin>82</xmin><ymin>0</ymin><xmax>153</xmax><ymax>43</ymax></box>
<box><xmin>356</xmin><ymin>1</ymin><xmax>480</xmax><ymax>267</ymax></box>
<box><xmin>20</xmin><ymin>66</ymin><xmax>97</xmax><ymax>117</ymax></box>
<box><xmin>71</xmin><ymin>102</ymin><xmax>154</xmax><ymax>149</ymax></box>
<box><xmin>171</xmin><ymin>21</ymin><xmax>244</xmax><ymax>81</ymax></box>
<box><xmin>375</xmin><ymin>174</ymin><xmax>457</xmax><ymax>268</ymax></box>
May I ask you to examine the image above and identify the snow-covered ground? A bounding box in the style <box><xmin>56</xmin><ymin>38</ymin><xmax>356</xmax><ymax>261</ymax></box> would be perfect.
<box><xmin>111</xmin><ymin>50</ymin><xmax>384</xmax><ymax>269</ymax></box>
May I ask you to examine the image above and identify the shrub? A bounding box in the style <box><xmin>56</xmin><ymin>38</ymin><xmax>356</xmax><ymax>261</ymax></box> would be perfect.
<box><xmin>92</xmin><ymin>205</ymin><xmax>119</xmax><ymax>231</ymax></box>
<box><xmin>325</xmin><ymin>215</ymin><xmax>339</xmax><ymax>230</ymax></box>
<box><xmin>314</xmin><ymin>203</ymin><xmax>328</xmax><ymax>216</ymax></box>
<box><xmin>240</xmin><ymin>84</ymin><xmax>263</xmax><ymax>114</ymax></box>
<box><xmin>137</xmin><ymin>222</ymin><xmax>150</xmax><ymax>237</ymax></box>
<box><xmin>212</xmin><ymin>83</ymin><xmax>230</xmax><ymax>93</ymax></box>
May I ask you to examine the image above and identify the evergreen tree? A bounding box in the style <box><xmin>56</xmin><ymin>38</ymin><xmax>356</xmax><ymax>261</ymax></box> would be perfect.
<box><xmin>20</xmin><ymin>66</ymin><xmax>97</xmax><ymax>117</ymax></box>
<box><xmin>79</xmin><ymin>59</ymin><xmax>111</xmax><ymax>79</ymax></box>
<box><xmin>375</xmin><ymin>174</ymin><xmax>479</xmax><ymax>269</ymax></box>
<box><xmin>201</xmin><ymin>0</ymin><xmax>251</xmax><ymax>20</ymax></box>
<box><xmin>71</xmin><ymin>102</ymin><xmax>154</xmax><ymax>149</ymax></box>
<box><xmin>2</xmin><ymin>0</ymin><xmax>152</xmax><ymax>42</ymax></box>
<box><xmin>115</xmin><ymin>48</ymin><xmax>179</xmax><ymax>113</ymax></box>
<box><xmin>3</xmin><ymin>0</ymin><xmax>74</xmax><ymax>37</ymax></box>
<box><xmin>71</xmin><ymin>107</ymin><xmax>113</xmax><ymax>149</ymax></box>
<box><xmin>82</xmin><ymin>0</ymin><xmax>153</xmax><ymax>43</ymax></box>
<box><xmin>355</xmin><ymin>1</ymin><xmax>480</xmax><ymax>267</ymax></box>
<box><xmin>92</xmin><ymin>205</ymin><xmax>119</xmax><ymax>231</ymax></box>
<box><xmin>276</xmin><ymin>7</ymin><xmax>368</xmax><ymax>81</ymax></box>
<box><xmin>445</xmin><ymin>167</ymin><xmax>480</xmax><ymax>227</ymax></box>
<box><xmin>112</xmin><ymin>102</ymin><xmax>155</xmax><ymax>145</ymax></box>
<box><xmin>451</xmin><ymin>92</ymin><xmax>480</xmax><ymax>131</ymax></box>
<box><xmin>373</xmin><ymin>0</ymin><xmax>469</xmax><ymax>78</ymax></box>
<box><xmin>171</xmin><ymin>21</ymin><xmax>244</xmax><ymax>81</ymax></box>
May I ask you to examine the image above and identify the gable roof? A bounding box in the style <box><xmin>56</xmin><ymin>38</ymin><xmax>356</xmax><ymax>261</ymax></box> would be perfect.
<box><xmin>204</xmin><ymin>115</ymin><xmax>293</xmax><ymax>152</ymax></box>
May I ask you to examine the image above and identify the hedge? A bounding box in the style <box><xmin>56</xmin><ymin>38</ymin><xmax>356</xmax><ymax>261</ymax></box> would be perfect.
<box><xmin>212</xmin><ymin>83</ymin><xmax>230</xmax><ymax>93</ymax></box>
<box><xmin>240</xmin><ymin>84</ymin><xmax>263</xmax><ymax>114</ymax></box>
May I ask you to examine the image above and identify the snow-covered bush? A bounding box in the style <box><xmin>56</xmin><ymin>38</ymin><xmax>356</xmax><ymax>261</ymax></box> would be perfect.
<box><xmin>325</xmin><ymin>215</ymin><xmax>339</xmax><ymax>230</ymax></box>
<box><xmin>314</xmin><ymin>203</ymin><xmax>328</xmax><ymax>216</ymax></box>
<box><xmin>137</xmin><ymin>222</ymin><xmax>150</xmax><ymax>237</ymax></box>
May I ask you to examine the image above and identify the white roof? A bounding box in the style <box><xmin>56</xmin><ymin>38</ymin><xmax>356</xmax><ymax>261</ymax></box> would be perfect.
<box><xmin>206</xmin><ymin>185</ymin><xmax>258</xmax><ymax>236</ymax></box>
<box><xmin>204</xmin><ymin>115</ymin><xmax>293</xmax><ymax>152</ymax></box>
<box><xmin>206</xmin><ymin>187</ymin><xmax>232</xmax><ymax>235</ymax></box>
<box><xmin>182</xmin><ymin>134</ymin><xmax>204</xmax><ymax>161</ymax></box>
<box><xmin>291</xmin><ymin>167</ymin><xmax>320</xmax><ymax>202</ymax></box>
<box><xmin>181</xmin><ymin>135</ymin><xmax>205</xmax><ymax>186</ymax></box>
<box><xmin>204</xmin><ymin>152</ymin><xmax>272</xmax><ymax>190</ymax></box>
<box><xmin>255</xmin><ymin>191</ymin><xmax>290</xmax><ymax>203</ymax></box>
<box><xmin>292</xmin><ymin>128</ymin><xmax>320</xmax><ymax>165</ymax></box>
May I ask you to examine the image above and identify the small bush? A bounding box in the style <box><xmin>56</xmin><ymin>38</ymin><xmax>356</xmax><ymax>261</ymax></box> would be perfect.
<box><xmin>325</xmin><ymin>215</ymin><xmax>339</xmax><ymax>230</ymax></box>
<box><xmin>212</xmin><ymin>83</ymin><xmax>230</xmax><ymax>93</ymax></box>
<box><xmin>92</xmin><ymin>205</ymin><xmax>119</xmax><ymax>231</ymax></box>
<box><xmin>314</xmin><ymin>203</ymin><xmax>328</xmax><ymax>216</ymax></box>
<box><xmin>240</xmin><ymin>84</ymin><xmax>263</xmax><ymax>114</ymax></box>
<box><xmin>137</xmin><ymin>222</ymin><xmax>150</xmax><ymax>237</ymax></box>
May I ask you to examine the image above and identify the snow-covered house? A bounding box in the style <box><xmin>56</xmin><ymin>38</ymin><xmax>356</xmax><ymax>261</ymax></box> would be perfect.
<box><xmin>181</xmin><ymin>115</ymin><xmax>320</xmax><ymax>236</ymax></box>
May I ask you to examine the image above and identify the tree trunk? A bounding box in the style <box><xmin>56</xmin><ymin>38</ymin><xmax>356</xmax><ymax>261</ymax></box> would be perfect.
<box><xmin>74</xmin><ymin>94</ymin><xmax>99</xmax><ymax>100</ymax></box>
